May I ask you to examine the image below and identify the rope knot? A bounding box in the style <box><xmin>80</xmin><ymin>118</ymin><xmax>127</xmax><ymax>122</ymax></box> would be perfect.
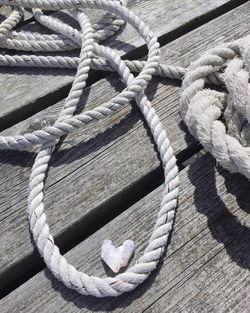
<box><xmin>181</xmin><ymin>35</ymin><xmax>250</xmax><ymax>179</ymax></box>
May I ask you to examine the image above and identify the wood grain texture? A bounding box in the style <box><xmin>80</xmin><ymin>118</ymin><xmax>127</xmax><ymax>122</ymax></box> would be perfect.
<box><xmin>0</xmin><ymin>0</ymin><xmax>245</xmax><ymax>129</ymax></box>
<box><xmin>0</xmin><ymin>2</ymin><xmax>249</xmax><ymax>293</ymax></box>
<box><xmin>2</xmin><ymin>153</ymin><xmax>250</xmax><ymax>312</ymax></box>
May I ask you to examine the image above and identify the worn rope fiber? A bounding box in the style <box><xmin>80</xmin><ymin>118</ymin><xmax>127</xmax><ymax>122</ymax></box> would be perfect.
<box><xmin>0</xmin><ymin>0</ymin><xmax>249</xmax><ymax>297</ymax></box>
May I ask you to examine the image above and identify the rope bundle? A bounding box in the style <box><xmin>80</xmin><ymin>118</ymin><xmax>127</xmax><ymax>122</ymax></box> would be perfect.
<box><xmin>0</xmin><ymin>0</ymin><xmax>179</xmax><ymax>297</ymax></box>
<box><xmin>181</xmin><ymin>36</ymin><xmax>250</xmax><ymax>180</ymax></box>
<box><xmin>0</xmin><ymin>0</ymin><xmax>249</xmax><ymax>298</ymax></box>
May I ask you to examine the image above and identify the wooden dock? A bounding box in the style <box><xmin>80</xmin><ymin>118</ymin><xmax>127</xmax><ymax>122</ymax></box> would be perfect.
<box><xmin>0</xmin><ymin>0</ymin><xmax>250</xmax><ymax>312</ymax></box>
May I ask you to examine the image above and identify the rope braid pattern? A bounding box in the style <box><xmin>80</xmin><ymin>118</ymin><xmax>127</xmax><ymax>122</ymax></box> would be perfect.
<box><xmin>180</xmin><ymin>36</ymin><xmax>250</xmax><ymax>180</ymax></box>
<box><xmin>0</xmin><ymin>0</ymin><xmax>178</xmax><ymax>297</ymax></box>
<box><xmin>0</xmin><ymin>6</ymin><xmax>23</xmax><ymax>39</ymax></box>
<box><xmin>0</xmin><ymin>0</ymin><xmax>249</xmax><ymax>297</ymax></box>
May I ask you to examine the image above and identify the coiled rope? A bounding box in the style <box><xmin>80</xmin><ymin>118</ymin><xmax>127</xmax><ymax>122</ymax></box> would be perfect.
<box><xmin>0</xmin><ymin>0</ymin><xmax>249</xmax><ymax>297</ymax></box>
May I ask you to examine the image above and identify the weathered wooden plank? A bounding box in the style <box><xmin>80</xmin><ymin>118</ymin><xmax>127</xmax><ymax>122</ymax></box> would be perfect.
<box><xmin>0</xmin><ymin>2</ymin><xmax>249</xmax><ymax>293</ymax></box>
<box><xmin>143</xmin><ymin>164</ymin><xmax>250</xmax><ymax>312</ymax></box>
<box><xmin>163</xmin><ymin>247</ymin><xmax>250</xmax><ymax>313</ymax></box>
<box><xmin>2</xmin><ymin>153</ymin><xmax>250</xmax><ymax>312</ymax></box>
<box><xmin>0</xmin><ymin>0</ymin><xmax>246</xmax><ymax>129</ymax></box>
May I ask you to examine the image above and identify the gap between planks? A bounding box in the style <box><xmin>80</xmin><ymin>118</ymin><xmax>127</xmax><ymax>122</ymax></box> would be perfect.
<box><xmin>0</xmin><ymin>1</ymin><xmax>250</xmax><ymax>296</ymax></box>
<box><xmin>2</xmin><ymin>152</ymin><xmax>250</xmax><ymax>312</ymax></box>
<box><xmin>0</xmin><ymin>0</ymin><xmax>248</xmax><ymax>130</ymax></box>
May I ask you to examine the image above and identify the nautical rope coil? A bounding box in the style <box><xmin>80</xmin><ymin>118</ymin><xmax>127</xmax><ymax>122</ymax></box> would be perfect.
<box><xmin>0</xmin><ymin>0</ymin><xmax>249</xmax><ymax>297</ymax></box>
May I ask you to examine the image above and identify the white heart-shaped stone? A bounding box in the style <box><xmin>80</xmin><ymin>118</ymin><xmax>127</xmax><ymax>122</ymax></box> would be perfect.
<box><xmin>101</xmin><ymin>239</ymin><xmax>135</xmax><ymax>273</ymax></box>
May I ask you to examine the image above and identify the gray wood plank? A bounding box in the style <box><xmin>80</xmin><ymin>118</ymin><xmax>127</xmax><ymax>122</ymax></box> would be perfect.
<box><xmin>143</xmin><ymin>164</ymin><xmax>250</xmax><ymax>313</ymax></box>
<box><xmin>0</xmin><ymin>2</ymin><xmax>249</xmax><ymax>293</ymax></box>
<box><xmin>2</xmin><ymin>153</ymin><xmax>250</xmax><ymax>312</ymax></box>
<box><xmin>164</xmin><ymin>249</ymin><xmax>250</xmax><ymax>313</ymax></box>
<box><xmin>0</xmin><ymin>0</ymin><xmax>245</xmax><ymax>129</ymax></box>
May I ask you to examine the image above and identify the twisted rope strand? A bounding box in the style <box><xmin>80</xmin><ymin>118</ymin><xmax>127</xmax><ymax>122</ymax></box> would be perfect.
<box><xmin>0</xmin><ymin>0</ymin><xmax>179</xmax><ymax>297</ymax></box>
<box><xmin>0</xmin><ymin>0</ymin><xmax>249</xmax><ymax>298</ymax></box>
<box><xmin>28</xmin><ymin>42</ymin><xmax>178</xmax><ymax>297</ymax></box>
<box><xmin>0</xmin><ymin>6</ymin><xmax>23</xmax><ymax>39</ymax></box>
<box><xmin>180</xmin><ymin>38</ymin><xmax>250</xmax><ymax>179</ymax></box>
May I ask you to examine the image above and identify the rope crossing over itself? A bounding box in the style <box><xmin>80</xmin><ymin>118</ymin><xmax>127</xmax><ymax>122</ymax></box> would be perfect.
<box><xmin>0</xmin><ymin>0</ymin><xmax>249</xmax><ymax>298</ymax></box>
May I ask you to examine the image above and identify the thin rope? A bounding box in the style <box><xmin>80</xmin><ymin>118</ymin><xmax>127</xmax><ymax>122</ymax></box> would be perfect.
<box><xmin>0</xmin><ymin>0</ymin><xmax>249</xmax><ymax>298</ymax></box>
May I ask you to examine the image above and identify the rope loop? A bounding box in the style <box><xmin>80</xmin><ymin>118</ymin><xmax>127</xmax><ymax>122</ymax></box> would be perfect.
<box><xmin>0</xmin><ymin>0</ymin><xmax>249</xmax><ymax>298</ymax></box>
<box><xmin>0</xmin><ymin>0</ymin><xmax>179</xmax><ymax>297</ymax></box>
<box><xmin>181</xmin><ymin>35</ymin><xmax>250</xmax><ymax>180</ymax></box>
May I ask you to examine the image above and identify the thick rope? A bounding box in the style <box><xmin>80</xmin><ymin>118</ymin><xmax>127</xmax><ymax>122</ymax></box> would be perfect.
<box><xmin>0</xmin><ymin>6</ymin><xmax>23</xmax><ymax>39</ymax></box>
<box><xmin>0</xmin><ymin>0</ymin><xmax>178</xmax><ymax>297</ymax></box>
<box><xmin>180</xmin><ymin>37</ymin><xmax>250</xmax><ymax>179</ymax></box>
<box><xmin>0</xmin><ymin>0</ymin><xmax>249</xmax><ymax>298</ymax></box>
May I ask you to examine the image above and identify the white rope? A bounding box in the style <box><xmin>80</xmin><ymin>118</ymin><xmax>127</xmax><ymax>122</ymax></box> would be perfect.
<box><xmin>0</xmin><ymin>6</ymin><xmax>23</xmax><ymax>39</ymax></box>
<box><xmin>0</xmin><ymin>0</ymin><xmax>178</xmax><ymax>298</ymax></box>
<box><xmin>0</xmin><ymin>0</ymin><xmax>249</xmax><ymax>298</ymax></box>
<box><xmin>180</xmin><ymin>37</ymin><xmax>250</xmax><ymax>179</ymax></box>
